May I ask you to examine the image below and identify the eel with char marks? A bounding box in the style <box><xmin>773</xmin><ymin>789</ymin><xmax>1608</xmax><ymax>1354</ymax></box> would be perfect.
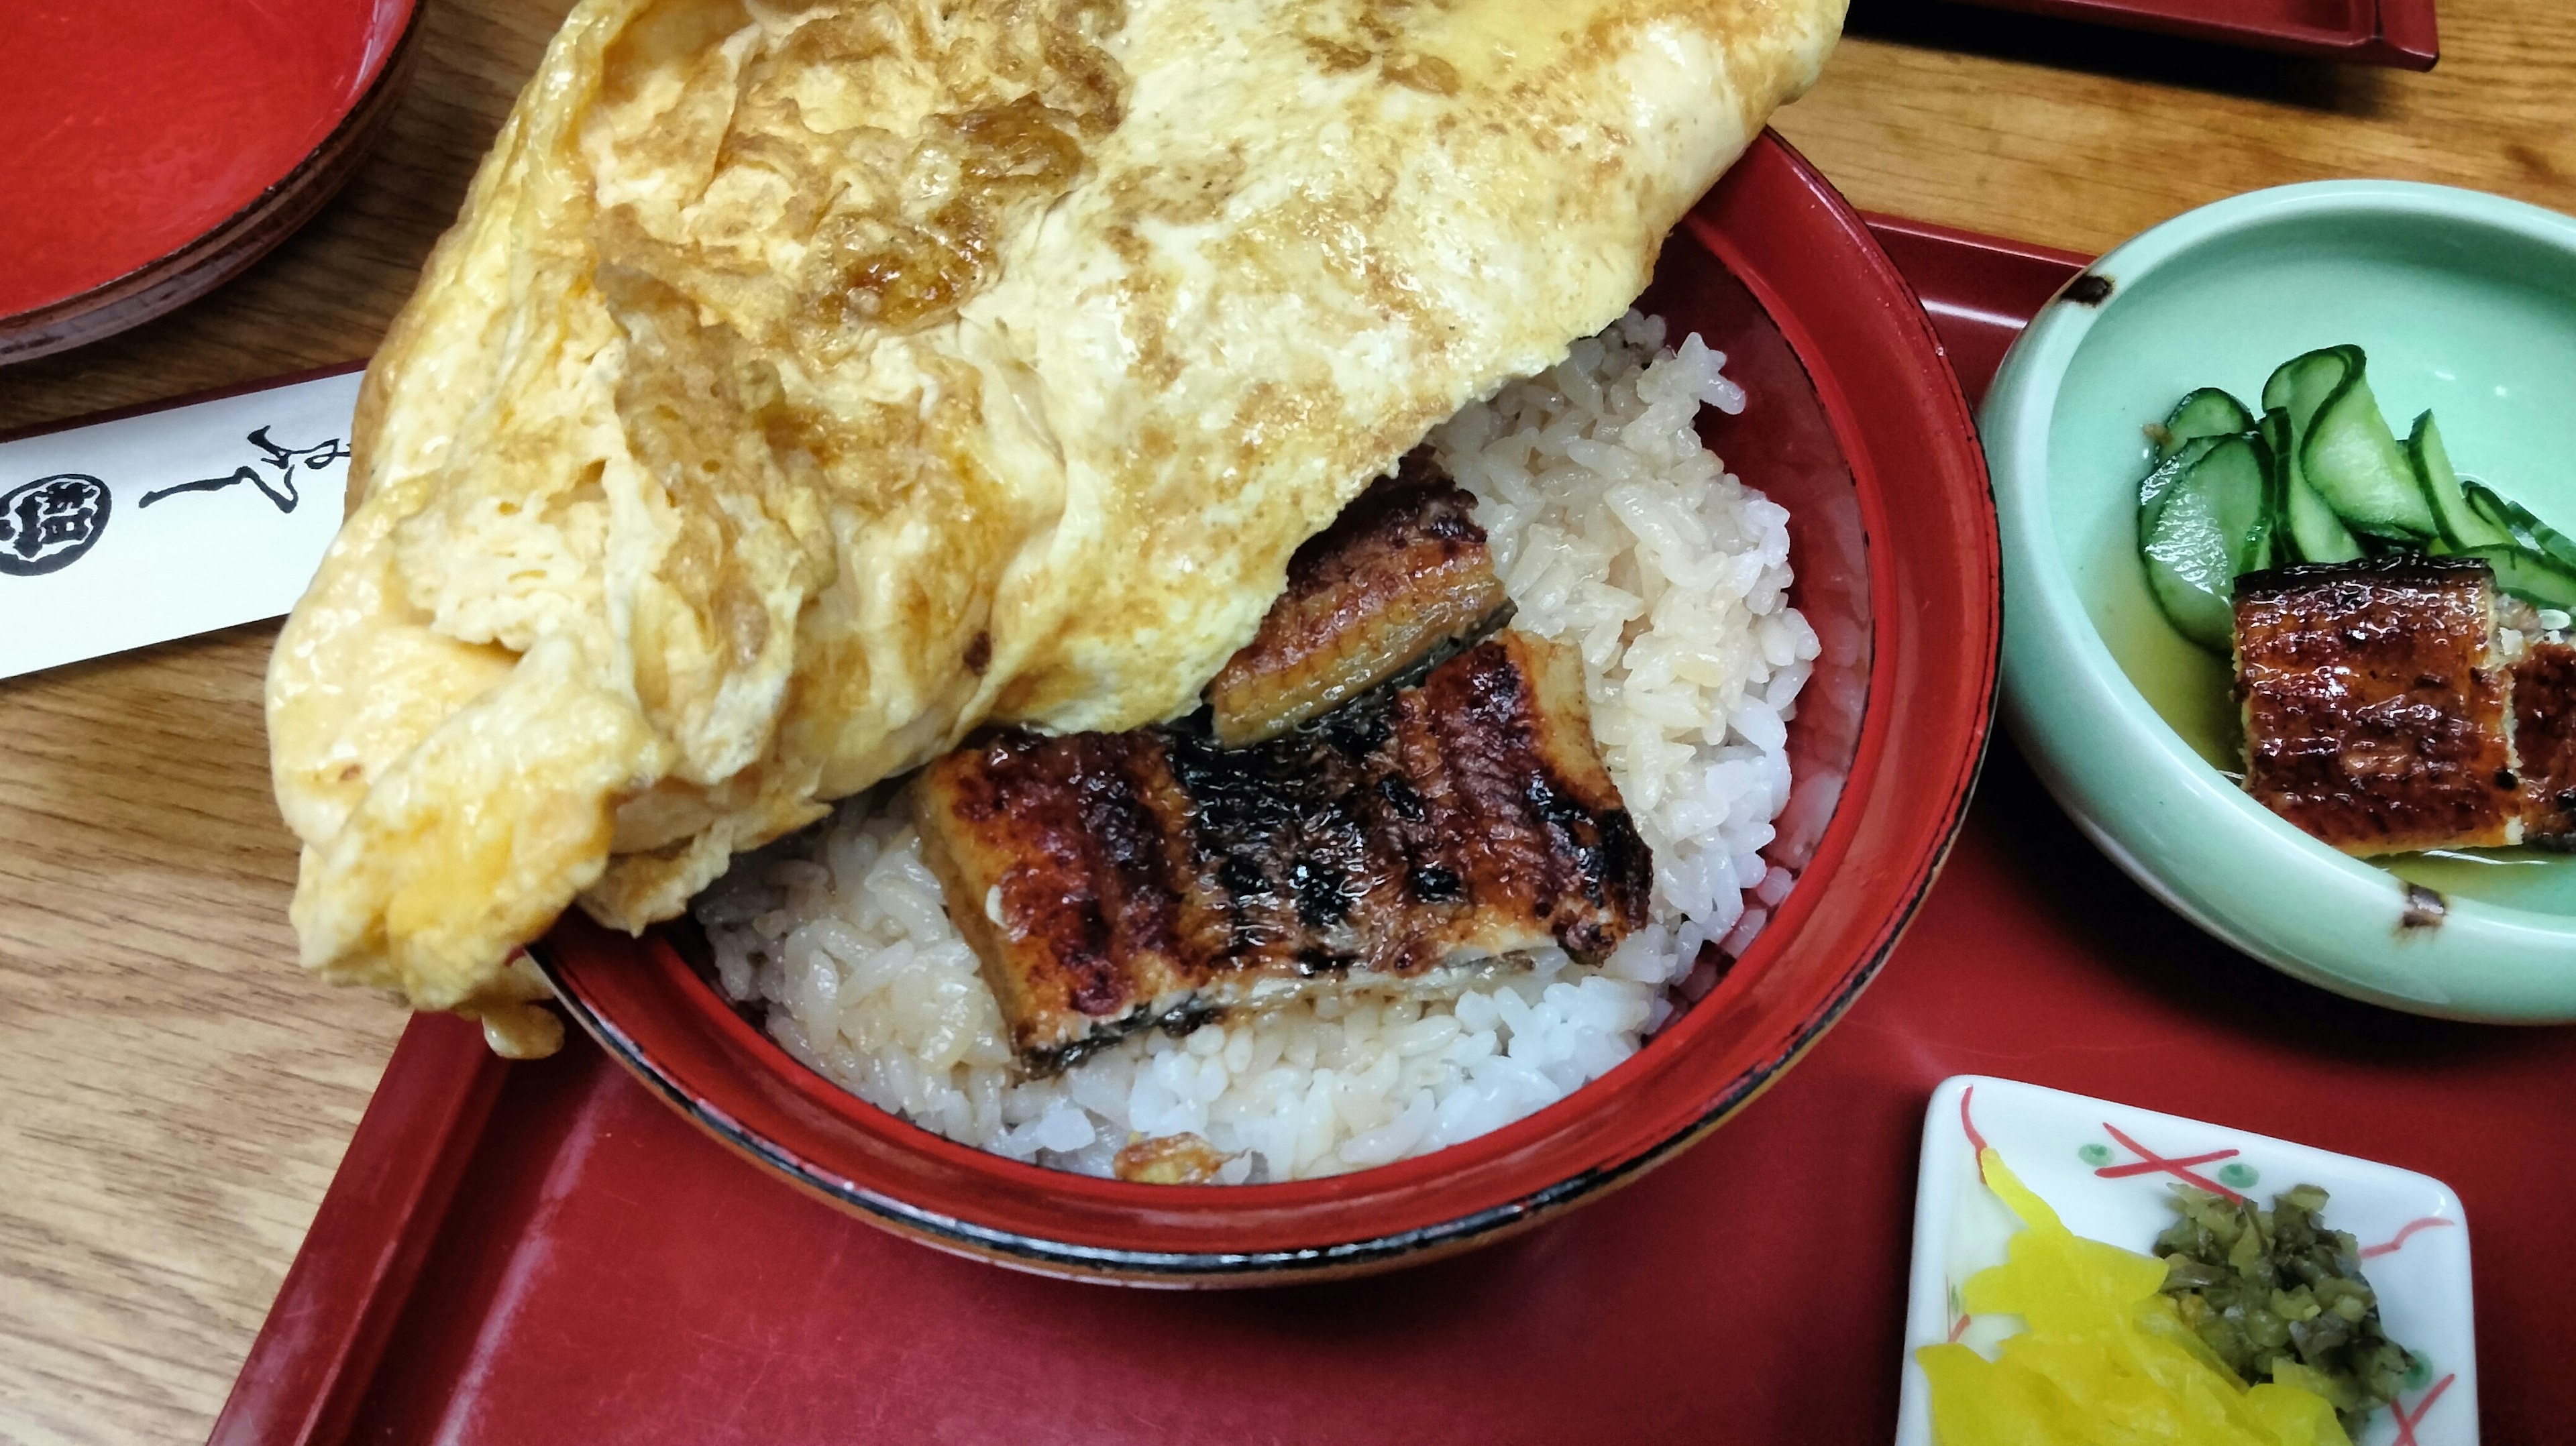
<box><xmin>1207</xmin><ymin>455</ymin><xmax>1511</xmax><ymax>747</ymax></box>
<box><xmin>2233</xmin><ymin>556</ymin><xmax>2522</xmax><ymax>854</ymax></box>
<box><xmin>2513</xmin><ymin>638</ymin><xmax>2576</xmax><ymax>846</ymax></box>
<box><xmin>914</xmin><ymin>630</ymin><xmax>1653</xmax><ymax>1070</ymax></box>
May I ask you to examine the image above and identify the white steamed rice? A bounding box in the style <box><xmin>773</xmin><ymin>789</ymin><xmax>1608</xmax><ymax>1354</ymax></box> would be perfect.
<box><xmin>694</xmin><ymin>312</ymin><xmax>1819</xmax><ymax>1182</ymax></box>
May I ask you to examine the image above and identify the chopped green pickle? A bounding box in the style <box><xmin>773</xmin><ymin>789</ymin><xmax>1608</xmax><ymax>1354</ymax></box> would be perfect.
<box><xmin>2155</xmin><ymin>1184</ymin><xmax>2418</xmax><ymax>1435</ymax></box>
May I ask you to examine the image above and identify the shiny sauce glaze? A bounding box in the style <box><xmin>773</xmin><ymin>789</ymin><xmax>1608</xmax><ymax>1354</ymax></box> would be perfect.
<box><xmin>2233</xmin><ymin>556</ymin><xmax>2521</xmax><ymax>854</ymax></box>
<box><xmin>914</xmin><ymin>631</ymin><xmax>1651</xmax><ymax>1070</ymax></box>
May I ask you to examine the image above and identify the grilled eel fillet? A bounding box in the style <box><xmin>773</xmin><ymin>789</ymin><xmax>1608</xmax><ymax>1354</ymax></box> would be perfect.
<box><xmin>1207</xmin><ymin>458</ymin><xmax>1511</xmax><ymax>747</ymax></box>
<box><xmin>914</xmin><ymin>630</ymin><xmax>1652</xmax><ymax>1070</ymax></box>
<box><xmin>2515</xmin><ymin>639</ymin><xmax>2576</xmax><ymax>845</ymax></box>
<box><xmin>2234</xmin><ymin>557</ymin><xmax>2523</xmax><ymax>853</ymax></box>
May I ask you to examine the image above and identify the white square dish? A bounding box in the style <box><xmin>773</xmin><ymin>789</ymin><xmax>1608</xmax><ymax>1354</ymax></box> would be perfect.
<box><xmin>1896</xmin><ymin>1075</ymin><xmax>2476</xmax><ymax>1445</ymax></box>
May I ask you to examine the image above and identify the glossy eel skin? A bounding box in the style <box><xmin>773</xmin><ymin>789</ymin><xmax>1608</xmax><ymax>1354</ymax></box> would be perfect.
<box><xmin>914</xmin><ymin>631</ymin><xmax>1653</xmax><ymax>1070</ymax></box>
<box><xmin>2235</xmin><ymin>556</ymin><xmax>2522</xmax><ymax>854</ymax></box>
<box><xmin>1208</xmin><ymin>458</ymin><xmax>1510</xmax><ymax>747</ymax></box>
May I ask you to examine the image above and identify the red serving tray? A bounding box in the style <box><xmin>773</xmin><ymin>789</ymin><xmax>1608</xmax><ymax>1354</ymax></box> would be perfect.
<box><xmin>1947</xmin><ymin>0</ymin><xmax>2437</xmax><ymax>70</ymax></box>
<box><xmin>212</xmin><ymin>219</ymin><xmax>2567</xmax><ymax>1446</ymax></box>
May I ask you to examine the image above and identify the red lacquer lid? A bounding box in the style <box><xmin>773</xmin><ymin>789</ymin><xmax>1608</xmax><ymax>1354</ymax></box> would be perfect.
<box><xmin>1947</xmin><ymin>0</ymin><xmax>2438</xmax><ymax>70</ymax></box>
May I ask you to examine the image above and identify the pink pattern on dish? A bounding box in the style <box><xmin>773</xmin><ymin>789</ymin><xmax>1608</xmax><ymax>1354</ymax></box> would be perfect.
<box><xmin>1959</xmin><ymin>1084</ymin><xmax>1989</xmax><ymax>1181</ymax></box>
<box><xmin>2094</xmin><ymin>1122</ymin><xmax>2245</xmax><ymax>1202</ymax></box>
<box><xmin>2390</xmin><ymin>1373</ymin><xmax>2455</xmax><ymax>1446</ymax></box>
<box><xmin>2361</xmin><ymin>1217</ymin><xmax>2455</xmax><ymax>1259</ymax></box>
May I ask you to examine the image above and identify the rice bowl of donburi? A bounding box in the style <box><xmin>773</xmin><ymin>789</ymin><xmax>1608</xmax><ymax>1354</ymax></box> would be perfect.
<box><xmin>536</xmin><ymin>131</ymin><xmax>1996</xmax><ymax>1280</ymax></box>
<box><xmin>266</xmin><ymin>0</ymin><xmax>1993</xmax><ymax>1278</ymax></box>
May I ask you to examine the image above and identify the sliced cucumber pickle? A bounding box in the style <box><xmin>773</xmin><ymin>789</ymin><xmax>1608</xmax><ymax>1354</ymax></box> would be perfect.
<box><xmin>2465</xmin><ymin>479</ymin><xmax>2576</xmax><ymax>570</ymax></box>
<box><xmin>2139</xmin><ymin>434</ymin><xmax>2222</xmax><ymax>536</ymax></box>
<box><xmin>2148</xmin><ymin>347</ymin><xmax>2576</xmax><ymax>652</ymax></box>
<box><xmin>2157</xmin><ymin>388</ymin><xmax>2255</xmax><ymax>461</ymax></box>
<box><xmin>2141</xmin><ymin>433</ymin><xmax>2275</xmax><ymax>651</ymax></box>
<box><xmin>2296</xmin><ymin>349</ymin><xmax>2437</xmax><ymax>540</ymax></box>
<box><xmin>2457</xmin><ymin>543</ymin><xmax>2576</xmax><ymax>611</ymax></box>
<box><xmin>2266</xmin><ymin>406</ymin><xmax>2361</xmax><ymax>565</ymax></box>
<box><xmin>2407</xmin><ymin>412</ymin><xmax>2510</xmax><ymax>552</ymax></box>
<box><xmin>2260</xmin><ymin>347</ymin><xmax>2349</xmax><ymax>427</ymax></box>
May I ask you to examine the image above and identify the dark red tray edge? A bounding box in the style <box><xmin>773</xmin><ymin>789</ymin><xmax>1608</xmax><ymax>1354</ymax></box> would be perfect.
<box><xmin>1949</xmin><ymin>0</ymin><xmax>2438</xmax><ymax>70</ymax></box>
<box><xmin>1864</xmin><ymin>213</ymin><xmax>2086</xmax><ymax>270</ymax></box>
<box><xmin>204</xmin><ymin>215</ymin><xmax>2083</xmax><ymax>1446</ymax></box>
<box><xmin>209</xmin><ymin>1015</ymin><xmax>507</xmax><ymax>1446</ymax></box>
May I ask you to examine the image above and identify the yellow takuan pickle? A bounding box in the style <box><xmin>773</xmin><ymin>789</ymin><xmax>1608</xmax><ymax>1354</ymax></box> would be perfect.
<box><xmin>1915</xmin><ymin>1149</ymin><xmax>2352</xmax><ymax>1446</ymax></box>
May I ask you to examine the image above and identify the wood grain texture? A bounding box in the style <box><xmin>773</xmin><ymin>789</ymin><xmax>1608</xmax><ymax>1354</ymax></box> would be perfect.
<box><xmin>1779</xmin><ymin>1</ymin><xmax>2576</xmax><ymax>257</ymax></box>
<box><xmin>0</xmin><ymin>4</ymin><xmax>574</xmax><ymax>1443</ymax></box>
<box><xmin>4</xmin><ymin>1</ymin><xmax>2575</xmax><ymax>1441</ymax></box>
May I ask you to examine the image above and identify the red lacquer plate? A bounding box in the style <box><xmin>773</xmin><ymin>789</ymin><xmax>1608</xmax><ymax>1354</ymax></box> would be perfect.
<box><xmin>1948</xmin><ymin>0</ymin><xmax>2438</xmax><ymax>70</ymax></box>
<box><xmin>0</xmin><ymin>0</ymin><xmax>421</xmax><ymax>363</ymax></box>
<box><xmin>537</xmin><ymin>129</ymin><xmax>2002</xmax><ymax>1284</ymax></box>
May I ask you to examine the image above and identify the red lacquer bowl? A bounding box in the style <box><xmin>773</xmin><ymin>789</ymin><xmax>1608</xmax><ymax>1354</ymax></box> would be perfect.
<box><xmin>540</xmin><ymin>130</ymin><xmax>1998</xmax><ymax>1285</ymax></box>
<box><xmin>0</xmin><ymin>0</ymin><xmax>420</xmax><ymax>363</ymax></box>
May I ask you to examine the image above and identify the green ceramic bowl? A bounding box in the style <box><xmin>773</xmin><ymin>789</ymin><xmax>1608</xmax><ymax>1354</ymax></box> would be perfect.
<box><xmin>1986</xmin><ymin>180</ymin><xmax>2576</xmax><ymax>1021</ymax></box>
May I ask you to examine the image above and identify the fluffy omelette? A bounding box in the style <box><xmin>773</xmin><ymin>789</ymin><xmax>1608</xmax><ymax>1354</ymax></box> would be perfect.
<box><xmin>267</xmin><ymin>0</ymin><xmax>1845</xmax><ymax>1055</ymax></box>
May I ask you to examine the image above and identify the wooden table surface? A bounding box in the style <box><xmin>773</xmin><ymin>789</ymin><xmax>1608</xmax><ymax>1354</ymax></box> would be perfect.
<box><xmin>8</xmin><ymin>2</ymin><xmax>2576</xmax><ymax>1439</ymax></box>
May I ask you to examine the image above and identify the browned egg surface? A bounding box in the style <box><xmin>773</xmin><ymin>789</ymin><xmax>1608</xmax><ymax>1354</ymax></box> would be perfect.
<box><xmin>264</xmin><ymin>0</ymin><xmax>1843</xmax><ymax>1051</ymax></box>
